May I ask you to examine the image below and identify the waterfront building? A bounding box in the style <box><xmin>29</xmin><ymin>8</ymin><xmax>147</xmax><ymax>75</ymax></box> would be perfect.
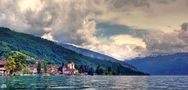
<box><xmin>61</xmin><ymin>61</ymin><xmax>79</xmax><ymax>75</ymax></box>
<box><xmin>27</xmin><ymin>65</ymin><xmax>37</xmax><ymax>75</ymax></box>
<box><xmin>48</xmin><ymin>65</ymin><xmax>58</xmax><ymax>75</ymax></box>
<box><xmin>0</xmin><ymin>60</ymin><xmax>9</xmax><ymax>76</ymax></box>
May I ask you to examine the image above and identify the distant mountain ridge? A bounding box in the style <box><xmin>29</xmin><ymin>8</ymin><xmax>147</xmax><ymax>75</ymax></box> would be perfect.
<box><xmin>61</xmin><ymin>43</ymin><xmax>119</xmax><ymax>62</ymax></box>
<box><xmin>125</xmin><ymin>53</ymin><xmax>188</xmax><ymax>75</ymax></box>
<box><xmin>61</xmin><ymin>43</ymin><xmax>138</xmax><ymax>70</ymax></box>
<box><xmin>0</xmin><ymin>27</ymin><xmax>146</xmax><ymax>75</ymax></box>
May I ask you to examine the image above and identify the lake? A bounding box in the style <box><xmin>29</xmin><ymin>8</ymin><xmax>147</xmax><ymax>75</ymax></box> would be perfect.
<box><xmin>0</xmin><ymin>76</ymin><xmax>188</xmax><ymax>89</ymax></box>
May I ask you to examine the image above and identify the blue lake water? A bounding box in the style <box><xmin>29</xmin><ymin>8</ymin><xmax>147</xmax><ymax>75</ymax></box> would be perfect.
<box><xmin>0</xmin><ymin>76</ymin><xmax>188</xmax><ymax>90</ymax></box>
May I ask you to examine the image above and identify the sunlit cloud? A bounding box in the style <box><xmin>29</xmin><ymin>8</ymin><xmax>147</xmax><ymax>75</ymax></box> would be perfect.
<box><xmin>110</xmin><ymin>35</ymin><xmax>146</xmax><ymax>48</ymax></box>
<box><xmin>87</xmin><ymin>0</ymin><xmax>188</xmax><ymax>33</ymax></box>
<box><xmin>1</xmin><ymin>0</ymin><xmax>188</xmax><ymax>60</ymax></box>
<box><xmin>18</xmin><ymin>0</ymin><xmax>42</xmax><ymax>12</ymax></box>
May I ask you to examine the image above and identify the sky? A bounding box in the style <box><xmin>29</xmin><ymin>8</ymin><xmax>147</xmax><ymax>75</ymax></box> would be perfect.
<box><xmin>0</xmin><ymin>0</ymin><xmax>188</xmax><ymax>61</ymax></box>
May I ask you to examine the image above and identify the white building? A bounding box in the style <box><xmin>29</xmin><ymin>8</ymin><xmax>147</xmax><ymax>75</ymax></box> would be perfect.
<box><xmin>62</xmin><ymin>61</ymin><xmax>79</xmax><ymax>75</ymax></box>
<box><xmin>0</xmin><ymin>60</ymin><xmax>9</xmax><ymax>76</ymax></box>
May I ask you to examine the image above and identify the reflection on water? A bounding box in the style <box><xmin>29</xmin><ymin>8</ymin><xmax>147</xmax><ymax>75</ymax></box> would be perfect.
<box><xmin>0</xmin><ymin>76</ymin><xmax>188</xmax><ymax>89</ymax></box>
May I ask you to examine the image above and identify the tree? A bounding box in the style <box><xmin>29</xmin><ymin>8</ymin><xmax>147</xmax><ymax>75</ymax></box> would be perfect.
<box><xmin>44</xmin><ymin>63</ymin><xmax>47</xmax><ymax>74</ymax></box>
<box><xmin>13</xmin><ymin>52</ymin><xmax>26</xmax><ymax>64</ymax></box>
<box><xmin>61</xmin><ymin>62</ymin><xmax>64</xmax><ymax>67</ymax></box>
<box><xmin>108</xmin><ymin>67</ymin><xmax>112</xmax><ymax>72</ymax></box>
<box><xmin>95</xmin><ymin>65</ymin><xmax>105</xmax><ymax>75</ymax></box>
<box><xmin>23</xmin><ymin>67</ymin><xmax>31</xmax><ymax>74</ymax></box>
<box><xmin>117</xmin><ymin>66</ymin><xmax>121</xmax><ymax>75</ymax></box>
<box><xmin>37</xmin><ymin>61</ymin><xmax>42</xmax><ymax>74</ymax></box>
<box><xmin>88</xmin><ymin>67</ymin><xmax>94</xmax><ymax>75</ymax></box>
<box><xmin>5</xmin><ymin>56</ymin><xmax>16</xmax><ymax>74</ymax></box>
<box><xmin>5</xmin><ymin>52</ymin><xmax>27</xmax><ymax>75</ymax></box>
<box><xmin>58</xmin><ymin>61</ymin><xmax>64</xmax><ymax>73</ymax></box>
<box><xmin>83</xmin><ymin>65</ymin><xmax>89</xmax><ymax>73</ymax></box>
<box><xmin>106</xmin><ymin>66</ymin><xmax>117</xmax><ymax>75</ymax></box>
<box><xmin>79</xmin><ymin>65</ymin><xmax>84</xmax><ymax>73</ymax></box>
<box><xmin>78</xmin><ymin>64</ymin><xmax>91</xmax><ymax>74</ymax></box>
<box><xmin>75</xmin><ymin>64</ymin><xmax>78</xmax><ymax>69</ymax></box>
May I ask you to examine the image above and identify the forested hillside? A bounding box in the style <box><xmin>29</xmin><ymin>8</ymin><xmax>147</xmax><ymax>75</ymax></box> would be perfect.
<box><xmin>0</xmin><ymin>27</ymin><xmax>146</xmax><ymax>75</ymax></box>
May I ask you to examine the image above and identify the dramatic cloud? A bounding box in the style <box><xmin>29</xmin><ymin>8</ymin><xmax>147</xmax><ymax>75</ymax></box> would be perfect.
<box><xmin>87</xmin><ymin>0</ymin><xmax>188</xmax><ymax>33</ymax></box>
<box><xmin>110</xmin><ymin>35</ymin><xmax>146</xmax><ymax>48</ymax></box>
<box><xmin>1</xmin><ymin>0</ymin><xmax>188</xmax><ymax>60</ymax></box>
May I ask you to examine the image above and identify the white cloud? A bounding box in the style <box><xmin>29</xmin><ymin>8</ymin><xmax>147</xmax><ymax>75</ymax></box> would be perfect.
<box><xmin>110</xmin><ymin>35</ymin><xmax>146</xmax><ymax>48</ymax></box>
<box><xmin>1</xmin><ymin>0</ymin><xmax>188</xmax><ymax>60</ymax></box>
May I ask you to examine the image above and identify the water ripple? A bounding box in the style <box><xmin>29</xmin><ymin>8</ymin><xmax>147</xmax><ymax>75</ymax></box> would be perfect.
<box><xmin>0</xmin><ymin>76</ymin><xmax>188</xmax><ymax>90</ymax></box>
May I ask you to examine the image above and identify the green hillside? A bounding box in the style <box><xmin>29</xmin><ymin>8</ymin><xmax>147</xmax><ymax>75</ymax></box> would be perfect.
<box><xmin>0</xmin><ymin>27</ymin><xmax>146</xmax><ymax>75</ymax></box>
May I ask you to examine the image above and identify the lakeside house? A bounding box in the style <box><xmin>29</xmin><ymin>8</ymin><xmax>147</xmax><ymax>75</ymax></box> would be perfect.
<box><xmin>26</xmin><ymin>60</ymin><xmax>79</xmax><ymax>75</ymax></box>
<box><xmin>0</xmin><ymin>60</ymin><xmax>9</xmax><ymax>76</ymax></box>
<box><xmin>27</xmin><ymin>64</ymin><xmax>58</xmax><ymax>75</ymax></box>
<box><xmin>27</xmin><ymin>61</ymin><xmax>79</xmax><ymax>75</ymax></box>
<box><xmin>0</xmin><ymin>59</ymin><xmax>79</xmax><ymax>76</ymax></box>
<box><xmin>60</xmin><ymin>60</ymin><xmax>79</xmax><ymax>75</ymax></box>
<box><xmin>47</xmin><ymin>65</ymin><xmax>58</xmax><ymax>75</ymax></box>
<box><xmin>27</xmin><ymin>65</ymin><xmax>37</xmax><ymax>75</ymax></box>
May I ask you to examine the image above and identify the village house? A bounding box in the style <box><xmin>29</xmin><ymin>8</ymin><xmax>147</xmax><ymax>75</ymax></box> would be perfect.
<box><xmin>0</xmin><ymin>60</ymin><xmax>9</xmax><ymax>76</ymax></box>
<box><xmin>47</xmin><ymin>65</ymin><xmax>58</xmax><ymax>75</ymax></box>
<box><xmin>27</xmin><ymin>64</ymin><xmax>58</xmax><ymax>75</ymax></box>
<box><xmin>27</xmin><ymin>65</ymin><xmax>37</xmax><ymax>75</ymax></box>
<box><xmin>0</xmin><ymin>59</ymin><xmax>79</xmax><ymax>76</ymax></box>
<box><xmin>61</xmin><ymin>61</ymin><xmax>79</xmax><ymax>75</ymax></box>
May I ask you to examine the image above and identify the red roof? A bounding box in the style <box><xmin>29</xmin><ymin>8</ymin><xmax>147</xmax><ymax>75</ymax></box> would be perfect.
<box><xmin>0</xmin><ymin>60</ymin><xmax>6</xmax><ymax>65</ymax></box>
<box><xmin>27</xmin><ymin>65</ymin><xmax>37</xmax><ymax>70</ymax></box>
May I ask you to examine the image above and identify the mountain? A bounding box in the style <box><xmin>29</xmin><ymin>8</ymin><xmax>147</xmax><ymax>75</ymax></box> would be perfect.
<box><xmin>61</xmin><ymin>43</ymin><xmax>138</xmax><ymax>70</ymax></box>
<box><xmin>61</xmin><ymin>43</ymin><xmax>118</xmax><ymax>62</ymax></box>
<box><xmin>0</xmin><ymin>27</ymin><xmax>146</xmax><ymax>75</ymax></box>
<box><xmin>125</xmin><ymin>53</ymin><xmax>188</xmax><ymax>75</ymax></box>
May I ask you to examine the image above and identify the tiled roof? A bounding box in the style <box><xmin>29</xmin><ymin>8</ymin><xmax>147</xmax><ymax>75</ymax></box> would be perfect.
<box><xmin>0</xmin><ymin>60</ymin><xmax>6</xmax><ymax>65</ymax></box>
<box><xmin>27</xmin><ymin>65</ymin><xmax>37</xmax><ymax>70</ymax></box>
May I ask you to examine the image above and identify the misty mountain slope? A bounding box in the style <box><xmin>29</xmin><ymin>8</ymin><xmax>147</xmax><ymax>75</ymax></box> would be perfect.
<box><xmin>61</xmin><ymin>43</ymin><xmax>137</xmax><ymax>70</ymax></box>
<box><xmin>125</xmin><ymin>53</ymin><xmax>188</xmax><ymax>75</ymax></box>
<box><xmin>0</xmin><ymin>27</ymin><xmax>146</xmax><ymax>75</ymax></box>
<box><xmin>62</xmin><ymin>43</ymin><xmax>118</xmax><ymax>62</ymax></box>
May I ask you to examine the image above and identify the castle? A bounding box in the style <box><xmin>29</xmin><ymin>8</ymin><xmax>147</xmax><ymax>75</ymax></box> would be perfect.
<box><xmin>60</xmin><ymin>60</ymin><xmax>79</xmax><ymax>75</ymax></box>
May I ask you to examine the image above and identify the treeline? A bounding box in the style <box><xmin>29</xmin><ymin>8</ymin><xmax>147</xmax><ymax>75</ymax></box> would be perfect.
<box><xmin>58</xmin><ymin>63</ymin><xmax>119</xmax><ymax>75</ymax></box>
<box><xmin>4</xmin><ymin>51</ymin><xmax>53</xmax><ymax>76</ymax></box>
<box><xmin>76</xmin><ymin>64</ymin><xmax>147</xmax><ymax>75</ymax></box>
